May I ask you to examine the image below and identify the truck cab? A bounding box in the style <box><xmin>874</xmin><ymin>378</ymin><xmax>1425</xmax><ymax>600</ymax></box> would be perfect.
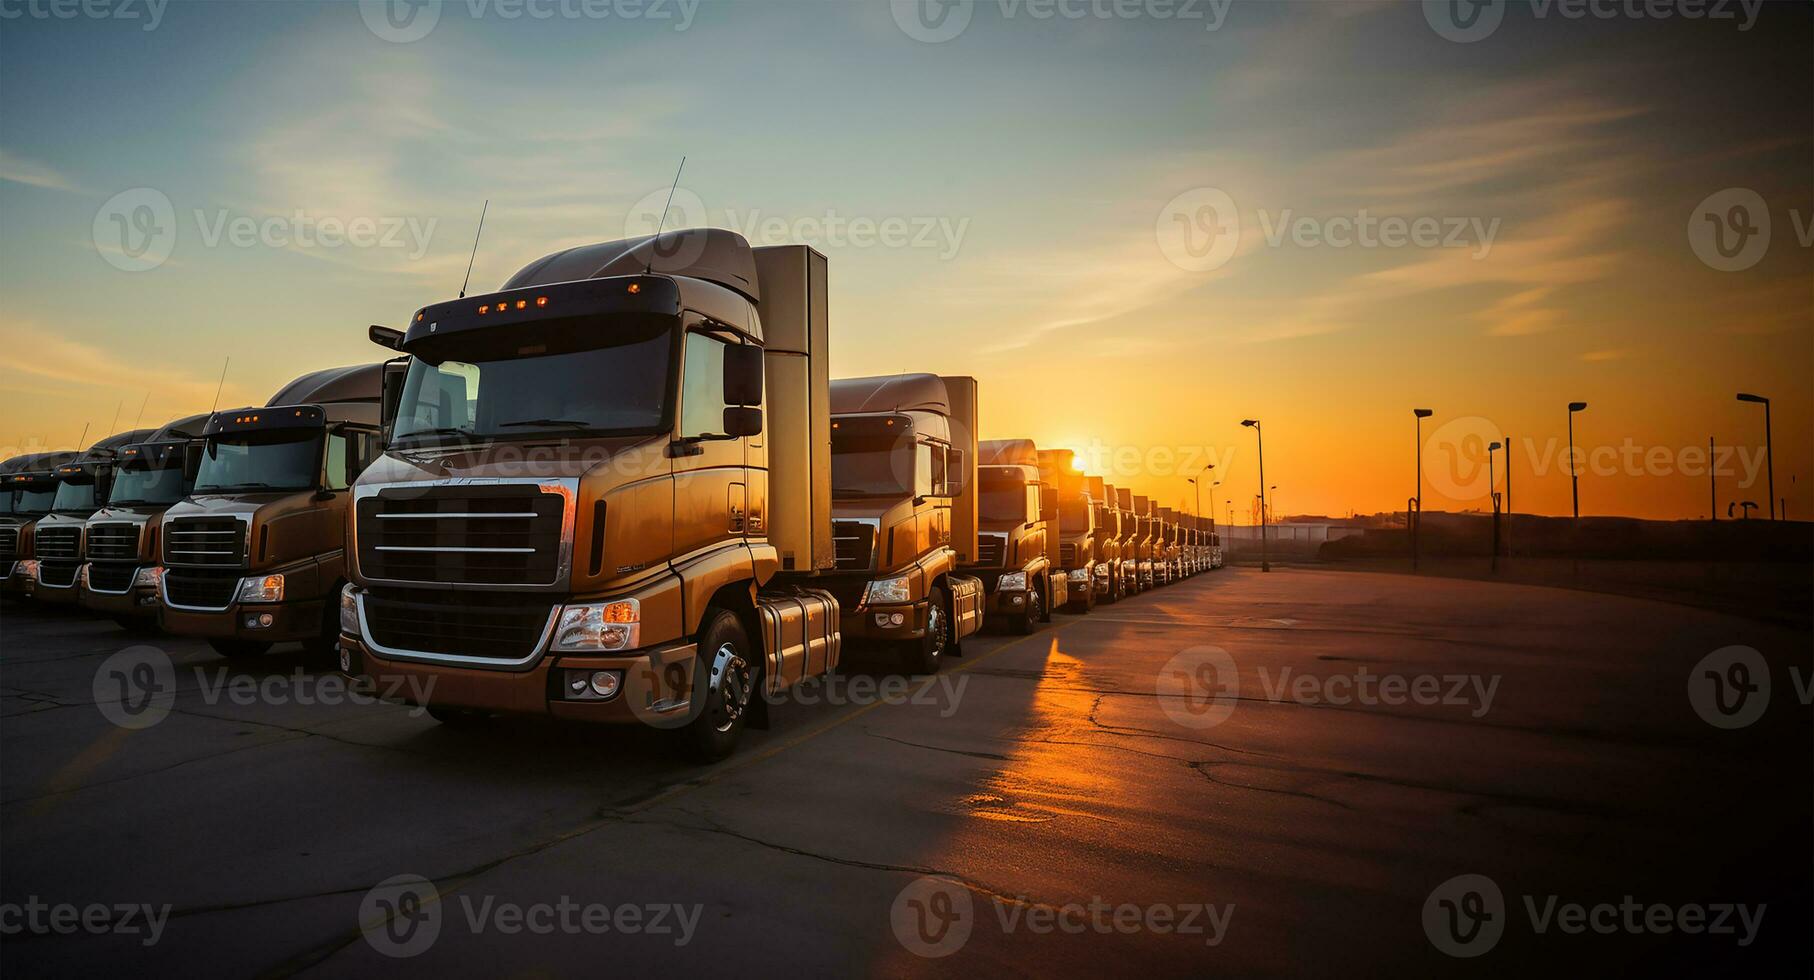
<box><xmin>1036</xmin><ymin>449</ymin><xmax>1095</xmax><ymax>613</ymax></box>
<box><xmin>0</xmin><ymin>452</ymin><xmax>77</xmax><ymax>599</ymax></box>
<box><xmin>1112</xmin><ymin>486</ymin><xmax>1141</xmax><ymax>595</ymax></box>
<box><xmin>827</xmin><ymin>373</ymin><xmax>985</xmax><ymax>672</ymax></box>
<box><xmin>1160</xmin><ymin>507</ymin><xmax>1183</xmax><ymax>582</ymax></box>
<box><xmin>1087</xmin><ymin>476</ymin><xmax>1124</xmax><ymax>604</ymax></box>
<box><xmin>79</xmin><ymin>415</ymin><xmax>207</xmax><ymax>630</ymax></box>
<box><xmin>32</xmin><ymin>430</ymin><xmax>154</xmax><ymax>606</ymax></box>
<box><xmin>159</xmin><ymin>367</ymin><xmax>384</xmax><ymax>659</ymax></box>
<box><xmin>1131</xmin><ymin>494</ymin><xmax>1156</xmax><ymax>589</ymax></box>
<box><xmin>340</xmin><ymin>230</ymin><xmax>850</xmax><ymax>760</ymax></box>
<box><xmin>966</xmin><ymin>438</ymin><xmax>1053</xmax><ymax>634</ymax></box>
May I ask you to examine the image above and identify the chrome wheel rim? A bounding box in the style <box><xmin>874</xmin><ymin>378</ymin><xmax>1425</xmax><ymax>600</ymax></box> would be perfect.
<box><xmin>708</xmin><ymin>641</ymin><xmax>751</xmax><ymax>734</ymax></box>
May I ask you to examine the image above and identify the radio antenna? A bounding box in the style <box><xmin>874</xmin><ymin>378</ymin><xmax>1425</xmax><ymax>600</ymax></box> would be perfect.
<box><xmin>459</xmin><ymin>199</ymin><xmax>489</xmax><ymax>299</ymax></box>
<box><xmin>644</xmin><ymin>156</ymin><xmax>686</xmax><ymax>274</ymax></box>
<box><xmin>76</xmin><ymin>422</ymin><xmax>91</xmax><ymax>451</ymax></box>
<box><xmin>106</xmin><ymin>399</ymin><xmax>122</xmax><ymax>438</ymax></box>
<box><xmin>131</xmin><ymin>391</ymin><xmax>151</xmax><ymax>431</ymax></box>
<box><xmin>210</xmin><ymin>356</ymin><xmax>230</xmax><ymax>414</ymax></box>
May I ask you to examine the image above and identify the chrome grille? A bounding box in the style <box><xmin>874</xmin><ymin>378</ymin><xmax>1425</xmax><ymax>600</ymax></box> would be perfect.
<box><xmin>0</xmin><ymin>524</ymin><xmax>18</xmax><ymax>561</ymax></box>
<box><xmin>358</xmin><ymin>486</ymin><xmax>565</xmax><ymax>585</ymax></box>
<box><xmin>361</xmin><ymin>588</ymin><xmax>554</xmax><ymax>661</ymax></box>
<box><xmin>85</xmin><ymin>522</ymin><xmax>141</xmax><ymax>560</ymax></box>
<box><xmin>163</xmin><ymin>568</ymin><xmax>240</xmax><ymax>609</ymax></box>
<box><xmin>832</xmin><ymin>521</ymin><xmax>875</xmax><ymax>571</ymax></box>
<box><xmin>976</xmin><ymin>533</ymin><xmax>1006</xmax><ymax>567</ymax></box>
<box><xmin>87</xmin><ymin>562</ymin><xmax>138</xmax><ymax>593</ymax></box>
<box><xmin>164</xmin><ymin>518</ymin><xmax>245</xmax><ymax>566</ymax></box>
<box><xmin>35</xmin><ymin>525</ymin><xmax>81</xmax><ymax>560</ymax></box>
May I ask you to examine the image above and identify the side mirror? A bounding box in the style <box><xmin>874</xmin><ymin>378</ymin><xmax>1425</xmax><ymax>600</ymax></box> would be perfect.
<box><xmin>723</xmin><ymin>407</ymin><xmax>763</xmax><ymax>438</ymax></box>
<box><xmin>723</xmin><ymin>345</ymin><xmax>764</xmax><ymax>407</ymax></box>
<box><xmin>943</xmin><ymin>448</ymin><xmax>966</xmax><ymax>496</ymax></box>
<box><xmin>1040</xmin><ymin>486</ymin><xmax>1059</xmax><ymax>524</ymax></box>
<box><xmin>381</xmin><ymin>359</ymin><xmax>408</xmax><ymax>436</ymax></box>
<box><xmin>369</xmin><ymin>325</ymin><xmax>405</xmax><ymax>351</ymax></box>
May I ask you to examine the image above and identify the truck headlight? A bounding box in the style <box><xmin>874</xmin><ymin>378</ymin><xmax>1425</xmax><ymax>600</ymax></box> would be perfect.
<box><xmin>18</xmin><ymin>559</ymin><xmax>39</xmax><ymax>580</ymax></box>
<box><xmin>133</xmin><ymin>566</ymin><xmax>163</xmax><ymax>588</ymax></box>
<box><xmin>339</xmin><ymin>584</ymin><xmax>360</xmax><ymax>635</ymax></box>
<box><xmin>554</xmin><ymin>598</ymin><xmax>640</xmax><ymax>652</ymax></box>
<box><xmin>1069</xmin><ymin>568</ymin><xmax>1090</xmax><ymax>581</ymax></box>
<box><xmin>863</xmin><ymin>574</ymin><xmax>912</xmax><ymax>605</ymax></box>
<box><xmin>996</xmin><ymin>571</ymin><xmax>1026</xmax><ymax>591</ymax></box>
<box><xmin>237</xmin><ymin>573</ymin><xmax>285</xmax><ymax>603</ymax></box>
<box><xmin>1094</xmin><ymin>565</ymin><xmax>1109</xmax><ymax>578</ymax></box>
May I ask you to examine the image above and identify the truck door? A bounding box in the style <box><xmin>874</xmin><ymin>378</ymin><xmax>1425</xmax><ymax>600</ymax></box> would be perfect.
<box><xmin>671</xmin><ymin>325</ymin><xmax>749</xmax><ymax>563</ymax></box>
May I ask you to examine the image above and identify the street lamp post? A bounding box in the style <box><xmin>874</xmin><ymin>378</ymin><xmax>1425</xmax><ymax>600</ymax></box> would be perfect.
<box><xmin>1488</xmin><ymin>440</ymin><xmax>1502</xmax><ymax>572</ymax></box>
<box><xmin>1567</xmin><ymin>402</ymin><xmax>1587</xmax><ymax>522</ymax></box>
<box><xmin>1242</xmin><ymin>419</ymin><xmax>1268</xmax><ymax>572</ymax></box>
<box><xmin>1413</xmin><ymin>408</ymin><xmax>1432</xmax><ymax>571</ymax></box>
<box><xmin>1736</xmin><ymin>393</ymin><xmax>1774</xmax><ymax>520</ymax></box>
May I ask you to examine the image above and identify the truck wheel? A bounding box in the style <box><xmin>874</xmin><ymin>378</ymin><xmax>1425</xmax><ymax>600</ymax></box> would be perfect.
<box><xmin>903</xmin><ymin>586</ymin><xmax>950</xmax><ymax>675</ymax></box>
<box><xmin>1013</xmin><ymin>583</ymin><xmax>1038</xmax><ymax>635</ymax></box>
<box><xmin>208</xmin><ymin>639</ymin><xmax>271</xmax><ymax>659</ymax></box>
<box><xmin>428</xmin><ymin>706</ymin><xmax>494</xmax><ymax>727</ymax></box>
<box><xmin>683</xmin><ymin>609</ymin><xmax>756</xmax><ymax>763</ymax></box>
<box><xmin>1101</xmin><ymin>572</ymin><xmax>1119</xmax><ymax>605</ymax></box>
<box><xmin>1038</xmin><ymin>575</ymin><xmax>1054</xmax><ymax>623</ymax></box>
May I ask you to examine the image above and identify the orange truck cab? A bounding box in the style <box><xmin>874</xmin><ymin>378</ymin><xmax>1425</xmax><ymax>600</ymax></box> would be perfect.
<box><xmin>159</xmin><ymin>366</ymin><xmax>385</xmax><ymax>659</ymax></box>
<box><xmin>1036</xmin><ymin>449</ymin><xmax>1096</xmax><ymax>613</ymax></box>
<box><xmin>1088</xmin><ymin>476</ymin><xmax>1125</xmax><ymax>603</ymax></box>
<box><xmin>826</xmin><ymin>373</ymin><xmax>985</xmax><ymax>672</ymax></box>
<box><xmin>30</xmin><ymin>430</ymin><xmax>155</xmax><ymax>607</ymax></box>
<box><xmin>0</xmin><ymin>452</ymin><xmax>78</xmax><ymax>599</ymax></box>
<box><xmin>79</xmin><ymin>414</ymin><xmax>208</xmax><ymax>630</ymax></box>
<box><xmin>964</xmin><ymin>438</ymin><xmax>1054</xmax><ymax>634</ymax></box>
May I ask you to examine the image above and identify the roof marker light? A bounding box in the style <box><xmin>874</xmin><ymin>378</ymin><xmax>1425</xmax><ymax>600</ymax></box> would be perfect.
<box><xmin>535</xmin><ymin>296</ymin><xmax>548</xmax><ymax>307</ymax></box>
<box><xmin>627</xmin><ymin>283</ymin><xmax>642</xmax><ymax>295</ymax></box>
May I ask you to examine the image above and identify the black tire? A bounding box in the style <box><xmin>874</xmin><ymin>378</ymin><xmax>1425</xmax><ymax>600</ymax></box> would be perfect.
<box><xmin>209</xmin><ymin>639</ymin><xmax>271</xmax><ymax>659</ymax></box>
<box><xmin>1101</xmin><ymin>567</ymin><xmax>1119</xmax><ymax>604</ymax></box>
<box><xmin>300</xmin><ymin>594</ymin><xmax>341</xmax><ymax>661</ymax></box>
<box><xmin>902</xmin><ymin>586</ymin><xmax>950</xmax><ymax>675</ymax></box>
<box><xmin>427</xmin><ymin>705</ymin><xmax>494</xmax><ymax>727</ymax></box>
<box><xmin>1013</xmin><ymin>580</ymin><xmax>1038</xmax><ymax>635</ymax></box>
<box><xmin>112</xmin><ymin>615</ymin><xmax>159</xmax><ymax>636</ymax></box>
<box><xmin>1038</xmin><ymin>574</ymin><xmax>1054</xmax><ymax>622</ymax></box>
<box><xmin>683</xmin><ymin>609</ymin><xmax>757</xmax><ymax>763</ymax></box>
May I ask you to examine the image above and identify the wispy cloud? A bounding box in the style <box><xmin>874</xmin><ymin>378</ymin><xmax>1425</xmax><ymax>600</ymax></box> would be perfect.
<box><xmin>0</xmin><ymin>148</ymin><xmax>80</xmax><ymax>193</ymax></box>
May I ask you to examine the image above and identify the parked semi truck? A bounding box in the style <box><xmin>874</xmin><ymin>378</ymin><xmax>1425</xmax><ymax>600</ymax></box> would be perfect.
<box><xmin>1087</xmin><ymin>476</ymin><xmax>1125</xmax><ymax>604</ymax></box>
<box><xmin>340</xmin><ymin>229</ymin><xmax>854</xmax><ymax>761</ymax></box>
<box><xmin>159</xmin><ymin>366</ymin><xmax>385</xmax><ymax>658</ymax></box>
<box><xmin>1</xmin><ymin>452</ymin><xmax>77</xmax><ymax>599</ymax></box>
<box><xmin>1131</xmin><ymin>494</ymin><xmax>1156</xmax><ymax>589</ymax></box>
<box><xmin>966</xmin><ymin>438</ymin><xmax>1054</xmax><ymax>634</ymax></box>
<box><xmin>828</xmin><ymin>373</ymin><xmax>985</xmax><ymax>670</ymax></box>
<box><xmin>79</xmin><ymin>414</ymin><xmax>207</xmax><ymax>631</ymax></box>
<box><xmin>1035</xmin><ymin>449</ymin><xmax>1096</xmax><ymax>612</ymax></box>
<box><xmin>1159</xmin><ymin>506</ymin><xmax>1181</xmax><ymax>582</ymax></box>
<box><xmin>31</xmin><ymin>430</ymin><xmax>155</xmax><ymax>607</ymax></box>
<box><xmin>1112</xmin><ymin>486</ymin><xmax>1141</xmax><ymax>595</ymax></box>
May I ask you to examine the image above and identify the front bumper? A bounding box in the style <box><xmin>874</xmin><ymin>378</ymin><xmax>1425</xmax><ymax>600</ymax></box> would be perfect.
<box><xmin>840</xmin><ymin>599</ymin><xmax>930</xmax><ymax>643</ymax></box>
<box><xmin>80</xmin><ymin>566</ymin><xmax>162</xmax><ymax>618</ymax></box>
<box><xmin>33</xmin><ymin>563</ymin><xmax>82</xmax><ymax>605</ymax></box>
<box><xmin>161</xmin><ymin>596</ymin><xmax>326</xmax><ymax>642</ymax></box>
<box><xmin>0</xmin><ymin>561</ymin><xmax>26</xmax><ymax>597</ymax></box>
<box><xmin>343</xmin><ymin>632</ymin><xmax>701</xmax><ymax>724</ymax></box>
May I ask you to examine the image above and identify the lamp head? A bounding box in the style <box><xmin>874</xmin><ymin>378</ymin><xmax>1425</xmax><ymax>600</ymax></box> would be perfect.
<box><xmin>1568</xmin><ymin>401</ymin><xmax>1587</xmax><ymax>412</ymax></box>
<box><xmin>1240</xmin><ymin>419</ymin><xmax>1258</xmax><ymax>428</ymax></box>
<box><xmin>1736</xmin><ymin>393</ymin><xmax>1766</xmax><ymax>404</ymax></box>
<box><xmin>1488</xmin><ymin>441</ymin><xmax>1502</xmax><ymax>451</ymax></box>
<box><xmin>1413</xmin><ymin>408</ymin><xmax>1433</xmax><ymax>419</ymax></box>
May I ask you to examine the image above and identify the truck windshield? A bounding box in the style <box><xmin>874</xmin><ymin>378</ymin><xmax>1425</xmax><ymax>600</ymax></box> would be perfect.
<box><xmin>831</xmin><ymin>416</ymin><xmax>915</xmax><ymax>498</ymax></box>
<box><xmin>1059</xmin><ymin>495</ymin><xmax>1091</xmax><ymax>531</ymax></box>
<box><xmin>51</xmin><ymin>479</ymin><xmax>98</xmax><ymax>512</ymax></box>
<box><xmin>108</xmin><ymin>464</ymin><xmax>187</xmax><ymax>505</ymax></box>
<box><xmin>392</xmin><ymin>315</ymin><xmax>673</xmax><ymax>446</ymax></box>
<box><xmin>978</xmin><ymin>471</ymin><xmax>1027</xmax><ymax>523</ymax></box>
<box><xmin>8</xmin><ymin>486</ymin><xmax>55</xmax><ymax>514</ymax></box>
<box><xmin>195</xmin><ymin>431</ymin><xmax>321</xmax><ymax>493</ymax></box>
